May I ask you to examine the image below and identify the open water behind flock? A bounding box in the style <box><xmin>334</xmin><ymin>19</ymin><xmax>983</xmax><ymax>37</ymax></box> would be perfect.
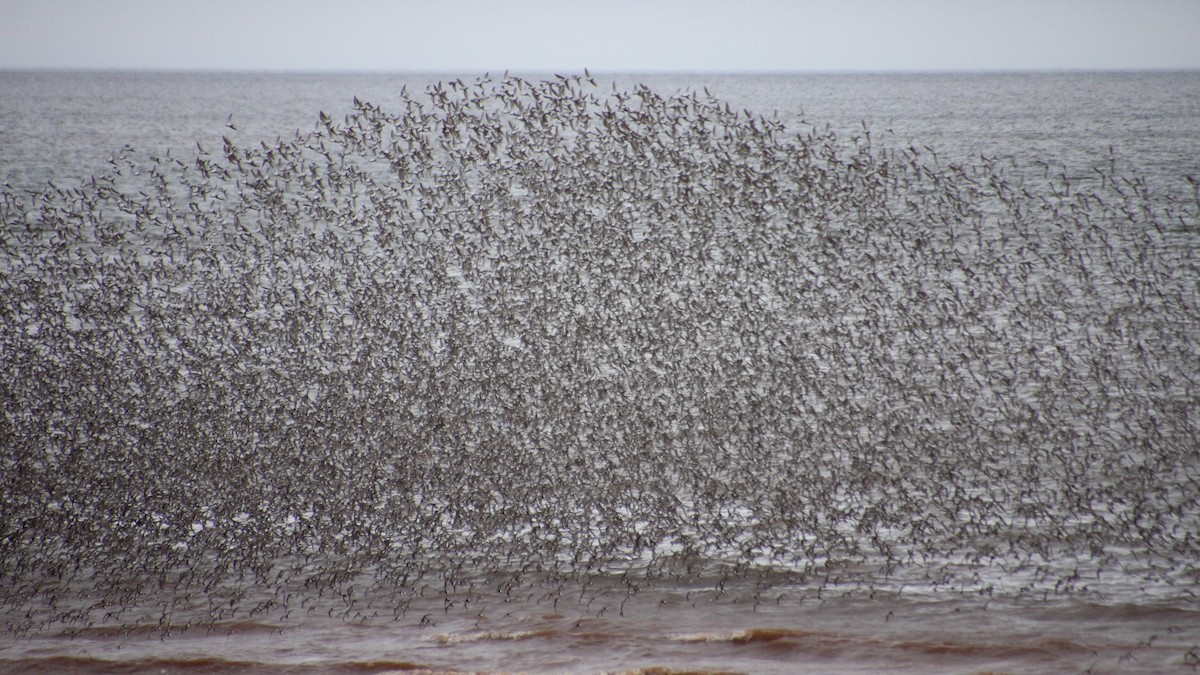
<box><xmin>4</xmin><ymin>71</ymin><xmax>1200</xmax><ymax>193</ymax></box>
<box><xmin>2</xmin><ymin>71</ymin><xmax>1200</xmax><ymax>673</ymax></box>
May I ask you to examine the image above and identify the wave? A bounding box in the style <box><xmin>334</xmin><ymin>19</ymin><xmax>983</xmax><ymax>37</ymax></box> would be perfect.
<box><xmin>0</xmin><ymin>655</ymin><xmax>430</xmax><ymax>673</ymax></box>
<box><xmin>673</xmin><ymin>626</ymin><xmax>1093</xmax><ymax>662</ymax></box>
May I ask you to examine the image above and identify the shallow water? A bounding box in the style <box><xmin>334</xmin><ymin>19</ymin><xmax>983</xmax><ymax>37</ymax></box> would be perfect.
<box><xmin>4</xmin><ymin>587</ymin><xmax>1198</xmax><ymax>673</ymax></box>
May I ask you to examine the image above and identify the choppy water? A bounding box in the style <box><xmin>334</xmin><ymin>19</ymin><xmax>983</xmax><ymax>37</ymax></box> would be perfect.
<box><xmin>2</xmin><ymin>70</ymin><xmax>1200</xmax><ymax>673</ymax></box>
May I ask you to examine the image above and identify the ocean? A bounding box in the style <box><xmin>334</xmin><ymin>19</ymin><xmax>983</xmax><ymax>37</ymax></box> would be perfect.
<box><xmin>4</xmin><ymin>71</ymin><xmax>1200</xmax><ymax>193</ymax></box>
<box><xmin>1</xmin><ymin>70</ymin><xmax>1199</xmax><ymax>673</ymax></box>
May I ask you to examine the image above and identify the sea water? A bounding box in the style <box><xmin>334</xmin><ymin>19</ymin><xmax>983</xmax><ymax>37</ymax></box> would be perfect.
<box><xmin>2</xmin><ymin>70</ymin><xmax>1199</xmax><ymax>673</ymax></box>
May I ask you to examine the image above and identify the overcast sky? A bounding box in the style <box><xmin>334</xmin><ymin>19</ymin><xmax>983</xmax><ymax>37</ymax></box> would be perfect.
<box><xmin>3</xmin><ymin>0</ymin><xmax>1200</xmax><ymax>73</ymax></box>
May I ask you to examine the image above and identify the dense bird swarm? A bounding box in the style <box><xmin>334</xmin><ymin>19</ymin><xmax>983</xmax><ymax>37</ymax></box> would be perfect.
<box><xmin>2</xmin><ymin>74</ymin><xmax>1198</xmax><ymax>634</ymax></box>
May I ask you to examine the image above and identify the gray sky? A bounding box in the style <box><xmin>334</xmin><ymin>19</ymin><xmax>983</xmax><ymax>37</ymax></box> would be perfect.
<box><xmin>3</xmin><ymin>0</ymin><xmax>1200</xmax><ymax>73</ymax></box>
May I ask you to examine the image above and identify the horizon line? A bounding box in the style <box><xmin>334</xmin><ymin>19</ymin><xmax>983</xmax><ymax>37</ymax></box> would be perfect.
<box><xmin>4</xmin><ymin>66</ymin><xmax>1200</xmax><ymax>77</ymax></box>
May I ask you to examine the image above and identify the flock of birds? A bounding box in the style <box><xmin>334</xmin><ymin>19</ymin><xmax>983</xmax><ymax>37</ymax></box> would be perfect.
<box><xmin>1</xmin><ymin>73</ymin><xmax>1198</xmax><ymax>636</ymax></box>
